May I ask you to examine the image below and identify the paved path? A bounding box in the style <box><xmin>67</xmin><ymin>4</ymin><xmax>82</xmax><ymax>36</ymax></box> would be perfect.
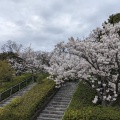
<box><xmin>0</xmin><ymin>83</ymin><xmax>37</xmax><ymax>108</ymax></box>
<box><xmin>36</xmin><ymin>82</ymin><xmax>78</xmax><ymax>120</ymax></box>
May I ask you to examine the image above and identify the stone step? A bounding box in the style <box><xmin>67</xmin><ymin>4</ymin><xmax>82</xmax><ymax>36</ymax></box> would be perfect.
<box><xmin>42</xmin><ymin>110</ymin><xmax>64</xmax><ymax>115</ymax></box>
<box><xmin>47</xmin><ymin>102</ymin><xmax>68</xmax><ymax>106</ymax></box>
<box><xmin>57</xmin><ymin>90</ymin><xmax>75</xmax><ymax>92</ymax></box>
<box><xmin>52</xmin><ymin>98</ymin><xmax>71</xmax><ymax>101</ymax></box>
<box><xmin>37</xmin><ymin>116</ymin><xmax>61</xmax><ymax>120</ymax></box>
<box><xmin>47</xmin><ymin>104</ymin><xmax>68</xmax><ymax>108</ymax></box>
<box><xmin>54</xmin><ymin>95</ymin><xmax>73</xmax><ymax>98</ymax></box>
<box><xmin>53</xmin><ymin>96</ymin><xmax>71</xmax><ymax>98</ymax></box>
<box><xmin>49</xmin><ymin>102</ymin><xmax>68</xmax><ymax>105</ymax></box>
<box><xmin>55</xmin><ymin>93</ymin><xmax>73</xmax><ymax>95</ymax></box>
<box><xmin>59</xmin><ymin>88</ymin><xmax>75</xmax><ymax>91</ymax></box>
<box><xmin>40</xmin><ymin>113</ymin><xmax>63</xmax><ymax>118</ymax></box>
<box><xmin>53</xmin><ymin>100</ymin><xmax>70</xmax><ymax>103</ymax></box>
<box><xmin>36</xmin><ymin>82</ymin><xmax>78</xmax><ymax>120</ymax></box>
<box><xmin>55</xmin><ymin>90</ymin><xmax>73</xmax><ymax>92</ymax></box>
<box><xmin>45</xmin><ymin>106</ymin><xmax>67</xmax><ymax>111</ymax></box>
<box><xmin>58</xmin><ymin>89</ymin><xmax>75</xmax><ymax>91</ymax></box>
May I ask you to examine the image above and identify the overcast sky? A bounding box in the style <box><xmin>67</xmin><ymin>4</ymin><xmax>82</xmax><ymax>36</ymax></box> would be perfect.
<box><xmin>0</xmin><ymin>0</ymin><xmax>120</xmax><ymax>51</ymax></box>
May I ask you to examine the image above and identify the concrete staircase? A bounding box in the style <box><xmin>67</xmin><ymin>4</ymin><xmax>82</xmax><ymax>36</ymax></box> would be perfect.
<box><xmin>0</xmin><ymin>83</ymin><xmax>37</xmax><ymax>107</ymax></box>
<box><xmin>36</xmin><ymin>82</ymin><xmax>78</xmax><ymax>120</ymax></box>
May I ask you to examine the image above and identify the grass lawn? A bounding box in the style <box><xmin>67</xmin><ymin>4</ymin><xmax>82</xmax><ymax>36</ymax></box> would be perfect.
<box><xmin>63</xmin><ymin>82</ymin><xmax>120</xmax><ymax>120</ymax></box>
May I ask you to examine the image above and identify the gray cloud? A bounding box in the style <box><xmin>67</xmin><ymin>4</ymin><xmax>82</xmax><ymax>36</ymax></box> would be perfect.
<box><xmin>0</xmin><ymin>0</ymin><xmax>120</xmax><ymax>51</ymax></box>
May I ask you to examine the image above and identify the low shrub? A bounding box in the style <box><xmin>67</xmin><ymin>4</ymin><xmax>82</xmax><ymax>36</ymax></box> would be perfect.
<box><xmin>35</xmin><ymin>73</ymin><xmax>49</xmax><ymax>83</ymax></box>
<box><xmin>0</xmin><ymin>60</ymin><xmax>15</xmax><ymax>83</ymax></box>
<box><xmin>0</xmin><ymin>79</ymin><xmax>55</xmax><ymax>120</ymax></box>
<box><xmin>63</xmin><ymin>82</ymin><xmax>120</xmax><ymax>120</ymax></box>
<box><xmin>63</xmin><ymin>106</ymin><xmax>120</xmax><ymax>120</ymax></box>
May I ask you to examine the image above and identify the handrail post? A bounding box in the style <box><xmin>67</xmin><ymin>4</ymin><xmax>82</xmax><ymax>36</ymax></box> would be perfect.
<box><xmin>26</xmin><ymin>80</ymin><xmax>27</xmax><ymax>86</ymax></box>
<box><xmin>19</xmin><ymin>83</ymin><xmax>20</xmax><ymax>90</ymax></box>
<box><xmin>0</xmin><ymin>93</ymin><xmax>1</xmax><ymax>101</ymax></box>
<box><xmin>10</xmin><ymin>87</ymin><xmax>12</xmax><ymax>96</ymax></box>
<box><xmin>32</xmin><ymin>76</ymin><xmax>34</xmax><ymax>82</ymax></box>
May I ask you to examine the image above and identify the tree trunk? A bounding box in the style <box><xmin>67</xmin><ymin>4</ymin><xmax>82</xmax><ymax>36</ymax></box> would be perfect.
<box><xmin>102</xmin><ymin>100</ymin><xmax>107</xmax><ymax>106</ymax></box>
<box><xmin>115</xmin><ymin>83</ymin><xmax>119</xmax><ymax>93</ymax></box>
<box><xmin>116</xmin><ymin>74</ymin><xmax>120</xmax><ymax>93</ymax></box>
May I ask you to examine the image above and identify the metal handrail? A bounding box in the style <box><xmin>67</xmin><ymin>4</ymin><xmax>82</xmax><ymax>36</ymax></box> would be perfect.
<box><xmin>0</xmin><ymin>76</ymin><xmax>34</xmax><ymax>102</ymax></box>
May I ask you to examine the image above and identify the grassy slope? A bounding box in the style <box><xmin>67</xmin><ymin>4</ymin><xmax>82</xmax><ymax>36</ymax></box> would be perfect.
<box><xmin>68</xmin><ymin>82</ymin><xmax>96</xmax><ymax>110</ymax></box>
<box><xmin>63</xmin><ymin>82</ymin><xmax>120</xmax><ymax>120</ymax></box>
<box><xmin>0</xmin><ymin>74</ymin><xmax>32</xmax><ymax>92</ymax></box>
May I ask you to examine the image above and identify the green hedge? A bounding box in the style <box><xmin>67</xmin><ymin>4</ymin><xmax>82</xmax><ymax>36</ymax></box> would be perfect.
<box><xmin>0</xmin><ymin>73</ymin><xmax>33</xmax><ymax>92</ymax></box>
<box><xmin>0</xmin><ymin>79</ymin><xmax>55</xmax><ymax>120</ymax></box>
<box><xmin>63</xmin><ymin>82</ymin><xmax>120</xmax><ymax>120</ymax></box>
<box><xmin>63</xmin><ymin>107</ymin><xmax>120</xmax><ymax>120</ymax></box>
<box><xmin>35</xmin><ymin>73</ymin><xmax>49</xmax><ymax>83</ymax></box>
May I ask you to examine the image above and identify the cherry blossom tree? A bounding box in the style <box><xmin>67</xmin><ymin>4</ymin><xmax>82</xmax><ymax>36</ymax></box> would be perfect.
<box><xmin>19</xmin><ymin>45</ymin><xmax>38</xmax><ymax>74</ymax></box>
<box><xmin>36</xmin><ymin>51</ymin><xmax>51</xmax><ymax>73</ymax></box>
<box><xmin>1</xmin><ymin>40</ymin><xmax>23</xmax><ymax>54</ymax></box>
<box><xmin>19</xmin><ymin>46</ymin><xmax>51</xmax><ymax>74</ymax></box>
<box><xmin>48</xmin><ymin>22</ymin><xmax>120</xmax><ymax>106</ymax></box>
<box><xmin>47</xmin><ymin>41</ymin><xmax>81</xmax><ymax>88</ymax></box>
<box><xmin>66</xmin><ymin>22</ymin><xmax>120</xmax><ymax>106</ymax></box>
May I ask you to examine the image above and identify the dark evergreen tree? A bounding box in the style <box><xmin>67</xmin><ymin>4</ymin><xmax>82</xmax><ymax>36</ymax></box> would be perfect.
<box><xmin>107</xmin><ymin>13</ymin><xmax>120</xmax><ymax>24</ymax></box>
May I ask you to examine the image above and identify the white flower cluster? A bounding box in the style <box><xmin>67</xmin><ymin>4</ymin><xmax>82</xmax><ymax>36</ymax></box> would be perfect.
<box><xmin>92</xmin><ymin>96</ymin><xmax>98</xmax><ymax>104</ymax></box>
